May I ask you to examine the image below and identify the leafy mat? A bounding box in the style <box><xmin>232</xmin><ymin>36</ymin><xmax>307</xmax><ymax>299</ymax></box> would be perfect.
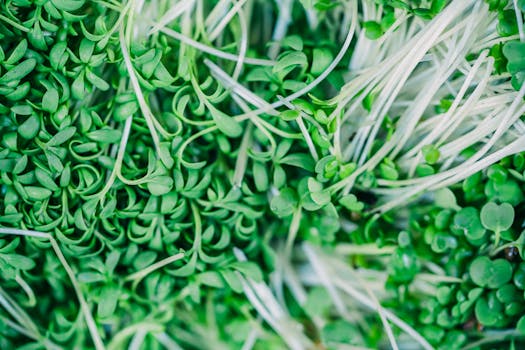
<box><xmin>1</xmin><ymin>0</ymin><xmax>525</xmax><ymax>349</ymax></box>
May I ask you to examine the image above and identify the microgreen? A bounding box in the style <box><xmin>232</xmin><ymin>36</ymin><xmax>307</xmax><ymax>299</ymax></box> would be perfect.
<box><xmin>470</xmin><ymin>256</ymin><xmax>513</xmax><ymax>289</ymax></box>
<box><xmin>1</xmin><ymin>0</ymin><xmax>525</xmax><ymax>349</ymax></box>
<box><xmin>480</xmin><ymin>202</ymin><xmax>515</xmax><ymax>248</ymax></box>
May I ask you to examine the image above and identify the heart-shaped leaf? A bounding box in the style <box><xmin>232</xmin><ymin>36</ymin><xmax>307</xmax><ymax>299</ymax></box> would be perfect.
<box><xmin>470</xmin><ymin>256</ymin><xmax>512</xmax><ymax>289</ymax></box>
<box><xmin>480</xmin><ymin>202</ymin><xmax>514</xmax><ymax>232</ymax></box>
<box><xmin>451</xmin><ymin>207</ymin><xmax>486</xmax><ymax>243</ymax></box>
<box><xmin>339</xmin><ymin>194</ymin><xmax>364</xmax><ymax>212</ymax></box>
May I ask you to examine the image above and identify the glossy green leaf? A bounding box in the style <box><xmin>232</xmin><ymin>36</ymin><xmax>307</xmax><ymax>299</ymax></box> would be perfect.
<box><xmin>480</xmin><ymin>202</ymin><xmax>514</xmax><ymax>232</ymax></box>
<box><xmin>0</xmin><ymin>253</ymin><xmax>35</xmax><ymax>270</ymax></box>
<box><xmin>42</xmin><ymin>87</ymin><xmax>59</xmax><ymax>113</ymax></box>
<box><xmin>87</xmin><ymin>128</ymin><xmax>122</xmax><ymax>143</ymax></box>
<box><xmin>311</xmin><ymin>48</ymin><xmax>333</xmax><ymax>76</ymax></box>
<box><xmin>0</xmin><ymin>59</ymin><xmax>36</xmax><ymax>83</ymax></box>
<box><xmin>270</xmin><ymin>188</ymin><xmax>298</xmax><ymax>217</ymax></box>
<box><xmin>229</xmin><ymin>261</ymin><xmax>263</xmax><ymax>282</ymax></box>
<box><xmin>470</xmin><ymin>256</ymin><xmax>512</xmax><ymax>289</ymax></box>
<box><xmin>97</xmin><ymin>285</ymin><xmax>120</xmax><ymax>319</ymax></box>
<box><xmin>18</xmin><ymin>115</ymin><xmax>40</xmax><ymax>139</ymax></box>
<box><xmin>47</xmin><ymin>127</ymin><xmax>76</xmax><ymax>147</ymax></box>
<box><xmin>210</xmin><ymin>107</ymin><xmax>242</xmax><ymax>138</ymax></box>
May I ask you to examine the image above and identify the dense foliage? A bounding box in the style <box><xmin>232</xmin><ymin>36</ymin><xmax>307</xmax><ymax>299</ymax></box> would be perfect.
<box><xmin>0</xmin><ymin>0</ymin><xmax>524</xmax><ymax>349</ymax></box>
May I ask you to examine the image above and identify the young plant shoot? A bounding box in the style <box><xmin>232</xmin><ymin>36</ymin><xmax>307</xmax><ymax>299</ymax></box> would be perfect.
<box><xmin>0</xmin><ymin>0</ymin><xmax>525</xmax><ymax>349</ymax></box>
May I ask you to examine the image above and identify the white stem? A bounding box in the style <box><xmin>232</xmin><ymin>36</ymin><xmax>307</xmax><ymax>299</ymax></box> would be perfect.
<box><xmin>128</xmin><ymin>330</ymin><xmax>147</xmax><ymax>350</ymax></box>
<box><xmin>232</xmin><ymin>123</ymin><xmax>253</xmax><ymax>187</ymax></box>
<box><xmin>154</xmin><ymin>332</ymin><xmax>185</xmax><ymax>350</ymax></box>
<box><xmin>302</xmin><ymin>244</ymin><xmax>354</xmax><ymax>322</ymax></box>
<box><xmin>208</xmin><ymin>0</ymin><xmax>248</xmax><ymax>41</ymax></box>
<box><xmin>159</xmin><ymin>27</ymin><xmax>275</xmax><ymax>66</ymax></box>
<box><xmin>148</xmin><ymin>0</ymin><xmax>195</xmax><ymax>35</ymax></box>
<box><xmin>513</xmin><ymin>0</ymin><xmax>525</xmax><ymax>42</ymax></box>
<box><xmin>124</xmin><ymin>252</ymin><xmax>185</xmax><ymax>283</ymax></box>
<box><xmin>119</xmin><ymin>28</ymin><xmax>161</xmax><ymax>155</ymax></box>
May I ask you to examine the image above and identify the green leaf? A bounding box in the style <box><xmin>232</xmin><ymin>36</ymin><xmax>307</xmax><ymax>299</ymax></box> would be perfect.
<box><xmin>469</xmin><ymin>257</ymin><xmax>512</xmax><ymax>289</ymax></box>
<box><xmin>270</xmin><ymin>188</ymin><xmax>298</xmax><ymax>217</ymax></box>
<box><xmin>3</xmin><ymin>132</ymin><xmax>18</xmax><ymax>151</ymax></box>
<box><xmin>273</xmin><ymin>51</ymin><xmax>308</xmax><ymax>79</ymax></box>
<box><xmin>280</xmin><ymin>110</ymin><xmax>299</xmax><ymax>121</ymax></box>
<box><xmin>0</xmin><ymin>59</ymin><xmax>36</xmax><ymax>83</ymax></box>
<box><xmin>487</xmin><ymin>164</ymin><xmax>507</xmax><ymax>183</ymax></box>
<box><xmin>511</xmin><ymin>71</ymin><xmax>525</xmax><ymax>91</ymax></box>
<box><xmin>18</xmin><ymin>115</ymin><xmax>40</xmax><ymax>139</ymax></box>
<box><xmin>253</xmin><ymin>161</ymin><xmax>269</xmax><ymax>192</ymax></box>
<box><xmin>451</xmin><ymin>207</ymin><xmax>486</xmax><ymax>243</ymax></box>
<box><xmin>390</xmin><ymin>0</ymin><xmax>410</xmax><ymax>10</ymax></box>
<box><xmin>78</xmin><ymin>272</ymin><xmax>105</xmax><ymax>283</ymax></box>
<box><xmin>485</xmin><ymin>179</ymin><xmax>523</xmax><ymax>206</ymax></box>
<box><xmin>282</xmin><ymin>35</ymin><xmax>303</xmax><ymax>51</ymax></box>
<box><xmin>363</xmin><ymin>21</ymin><xmax>383</xmax><ymax>40</ymax></box>
<box><xmin>0</xmin><ymin>253</ymin><xmax>35</xmax><ymax>270</ymax></box>
<box><xmin>434</xmin><ymin>188</ymin><xmax>460</xmax><ymax>210</ymax></box>
<box><xmin>307</xmin><ymin>177</ymin><xmax>323</xmax><ymax>193</ymax></box>
<box><xmin>79</xmin><ymin>38</ymin><xmax>95</xmax><ymax>63</ymax></box>
<box><xmin>339</xmin><ymin>194</ymin><xmax>364</xmax><ymax>212</ymax></box>
<box><xmin>314</xmin><ymin>0</ymin><xmax>340</xmax><ymax>11</ymax></box>
<box><xmin>469</xmin><ymin>256</ymin><xmax>492</xmax><ymax>288</ymax></box>
<box><xmin>25</xmin><ymin>186</ymin><xmax>53</xmax><ymax>201</ymax></box>
<box><xmin>311</xmin><ymin>48</ymin><xmax>333</xmax><ymax>76</ymax></box>
<box><xmin>498</xmin><ymin>10</ymin><xmax>518</xmax><ymax>37</ymax></box>
<box><xmin>13</xmin><ymin>155</ymin><xmax>28</xmax><ymax>175</ymax></box>
<box><xmin>431</xmin><ymin>0</ymin><xmax>447</xmax><ymax>14</ymax></box>
<box><xmin>304</xmin><ymin>287</ymin><xmax>332</xmax><ymax>317</ymax></box>
<box><xmin>220</xmin><ymin>269</ymin><xmax>243</xmax><ymax>293</ymax></box>
<box><xmin>114</xmin><ymin>100</ymin><xmax>139</xmax><ymax>122</ymax></box>
<box><xmin>517</xmin><ymin>315</ymin><xmax>525</xmax><ymax>334</ymax></box>
<box><xmin>475</xmin><ymin>297</ymin><xmax>499</xmax><ymax>326</ymax></box>
<box><xmin>321</xmin><ymin>320</ymin><xmax>364</xmax><ymax>346</ymax></box>
<box><xmin>422</xmin><ymin>144</ymin><xmax>440</xmax><ymax>165</ymax></box>
<box><xmin>413</xmin><ymin>8</ymin><xmax>433</xmax><ymax>20</ymax></box>
<box><xmin>45</xmin><ymin>149</ymin><xmax>64</xmax><ymax>173</ymax></box>
<box><xmin>310</xmin><ymin>189</ymin><xmax>331</xmax><ymax>206</ymax></box>
<box><xmin>87</xmin><ymin>128</ymin><xmax>122</xmax><ymax>143</ymax></box>
<box><xmin>86</xmin><ymin>70</ymin><xmax>110</xmax><ymax>91</ymax></box>
<box><xmin>11</xmin><ymin>105</ymin><xmax>33</xmax><ymax>116</ymax></box>
<box><xmin>97</xmin><ymin>285</ymin><xmax>120</xmax><ymax>319</ymax></box>
<box><xmin>480</xmin><ymin>202</ymin><xmax>514</xmax><ymax>232</ymax></box>
<box><xmin>72</xmin><ymin>72</ymin><xmax>86</xmax><ymax>99</ymax></box>
<box><xmin>51</xmin><ymin>0</ymin><xmax>84</xmax><ymax>11</ymax></box>
<box><xmin>147</xmin><ymin>176</ymin><xmax>174</xmax><ymax>196</ymax></box>
<box><xmin>35</xmin><ymin>167</ymin><xmax>59</xmax><ymax>191</ymax></box>
<box><xmin>379</xmin><ymin>162</ymin><xmax>398</xmax><ymax>180</ymax></box>
<box><xmin>431</xmin><ymin>231</ymin><xmax>457</xmax><ymax>253</ymax></box>
<box><xmin>198</xmin><ymin>271</ymin><xmax>225</xmax><ymax>288</ymax></box>
<box><xmin>50</xmin><ymin>42</ymin><xmax>69</xmax><ymax>70</ymax></box>
<box><xmin>503</xmin><ymin>41</ymin><xmax>525</xmax><ymax>67</ymax></box>
<box><xmin>378</xmin><ymin>158</ymin><xmax>398</xmax><ymax>181</ymax></box>
<box><xmin>279</xmin><ymin>153</ymin><xmax>315</xmax><ymax>171</ymax></box>
<box><xmin>47</xmin><ymin>127</ymin><xmax>76</xmax><ymax>147</ymax></box>
<box><xmin>42</xmin><ymin>87</ymin><xmax>59</xmax><ymax>113</ymax></box>
<box><xmin>496</xmin><ymin>284</ymin><xmax>520</xmax><ymax>303</ymax></box>
<box><xmin>229</xmin><ymin>261</ymin><xmax>263</xmax><ymax>282</ymax></box>
<box><xmin>5</xmin><ymin>40</ymin><xmax>27</xmax><ymax>65</ymax></box>
<box><xmin>210</xmin><ymin>107</ymin><xmax>242</xmax><ymax>138</ymax></box>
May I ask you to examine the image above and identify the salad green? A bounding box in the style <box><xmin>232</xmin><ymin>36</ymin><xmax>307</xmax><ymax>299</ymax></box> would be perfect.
<box><xmin>1</xmin><ymin>0</ymin><xmax>525</xmax><ymax>349</ymax></box>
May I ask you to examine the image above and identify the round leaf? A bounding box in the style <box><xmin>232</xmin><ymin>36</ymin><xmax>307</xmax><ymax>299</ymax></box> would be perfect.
<box><xmin>480</xmin><ymin>202</ymin><xmax>514</xmax><ymax>232</ymax></box>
